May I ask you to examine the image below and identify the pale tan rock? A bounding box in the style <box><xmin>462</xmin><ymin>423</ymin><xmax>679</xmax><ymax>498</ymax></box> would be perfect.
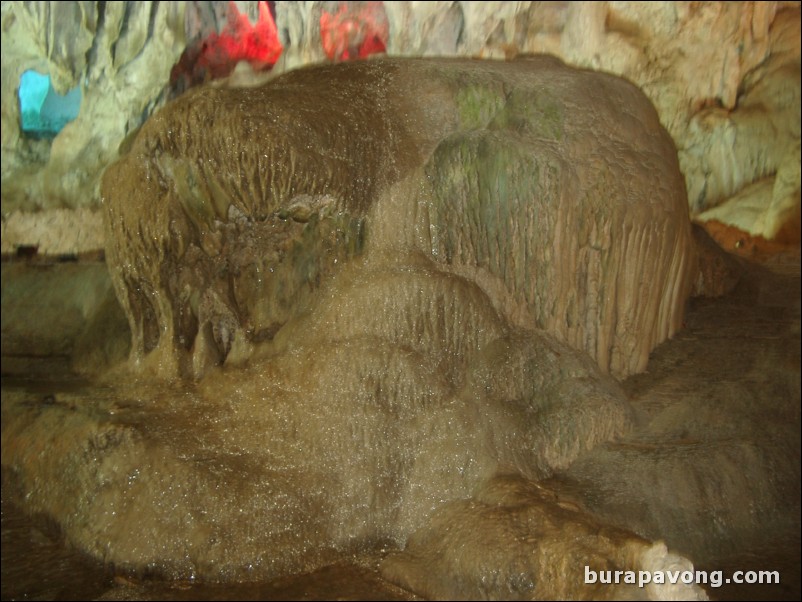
<box><xmin>381</xmin><ymin>475</ymin><xmax>709</xmax><ymax>601</ymax></box>
<box><xmin>676</xmin><ymin>7</ymin><xmax>801</xmax><ymax>237</ymax></box>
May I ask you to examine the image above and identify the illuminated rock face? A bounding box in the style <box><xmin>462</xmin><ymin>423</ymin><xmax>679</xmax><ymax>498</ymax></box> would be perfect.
<box><xmin>2</xmin><ymin>3</ymin><xmax>798</xmax><ymax>254</ymax></box>
<box><xmin>102</xmin><ymin>56</ymin><xmax>696</xmax><ymax>380</ymax></box>
<box><xmin>691</xmin><ymin>9</ymin><xmax>801</xmax><ymax>242</ymax></box>
<box><xmin>0</xmin><ymin>1</ymin><xmax>186</xmax><ymax>219</ymax></box>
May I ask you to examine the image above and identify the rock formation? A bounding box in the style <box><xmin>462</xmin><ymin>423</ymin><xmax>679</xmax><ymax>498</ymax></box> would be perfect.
<box><xmin>1</xmin><ymin>4</ymin><xmax>799</xmax><ymax>600</ymax></box>
<box><xmin>0</xmin><ymin>54</ymin><xmax>703</xmax><ymax>591</ymax></box>
<box><xmin>381</xmin><ymin>475</ymin><xmax>708</xmax><ymax>600</ymax></box>
<box><xmin>0</xmin><ymin>261</ymin><xmax>129</xmax><ymax>376</ymax></box>
<box><xmin>691</xmin><ymin>8</ymin><xmax>801</xmax><ymax>242</ymax></box>
<box><xmin>102</xmin><ymin>56</ymin><xmax>697</xmax><ymax>380</ymax></box>
<box><xmin>0</xmin><ymin>1</ymin><xmax>186</xmax><ymax>215</ymax></box>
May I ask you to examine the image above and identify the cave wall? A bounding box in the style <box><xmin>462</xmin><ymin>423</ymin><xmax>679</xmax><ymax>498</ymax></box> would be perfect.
<box><xmin>1</xmin><ymin>1</ymin><xmax>800</xmax><ymax>255</ymax></box>
<box><xmin>1</xmin><ymin>2</ymin><xmax>186</xmax><ymax>234</ymax></box>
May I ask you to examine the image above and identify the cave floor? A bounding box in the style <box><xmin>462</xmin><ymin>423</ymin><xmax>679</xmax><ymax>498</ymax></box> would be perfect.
<box><xmin>1</xmin><ymin>247</ymin><xmax>800</xmax><ymax>602</ymax></box>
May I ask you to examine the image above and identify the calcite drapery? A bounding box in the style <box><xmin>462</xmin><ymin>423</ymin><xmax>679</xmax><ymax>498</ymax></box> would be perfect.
<box><xmin>102</xmin><ymin>56</ymin><xmax>696</xmax><ymax>379</ymax></box>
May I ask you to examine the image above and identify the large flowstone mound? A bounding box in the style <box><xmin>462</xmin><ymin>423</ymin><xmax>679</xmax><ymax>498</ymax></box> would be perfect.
<box><xmin>2</xmin><ymin>56</ymin><xmax>718</xmax><ymax>596</ymax></box>
<box><xmin>102</xmin><ymin>56</ymin><xmax>697</xmax><ymax>380</ymax></box>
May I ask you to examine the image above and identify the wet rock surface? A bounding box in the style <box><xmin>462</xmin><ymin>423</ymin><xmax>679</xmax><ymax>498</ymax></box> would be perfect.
<box><xmin>1</xmin><ymin>251</ymin><xmax>798</xmax><ymax>600</ymax></box>
<box><xmin>1</xmin><ymin>57</ymin><xmax>798</xmax><ymax>601</ymax></box>
<box><xmin>102</xmin><ymin>56</ymin><xmax>696</xmax><ymax>380</ymax></box>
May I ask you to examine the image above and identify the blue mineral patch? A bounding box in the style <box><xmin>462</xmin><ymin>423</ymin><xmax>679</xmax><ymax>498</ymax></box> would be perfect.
<box><xmin>18</xmin><ymin>70</ymin><xmax>81</xmax><ymax>138</ymax></box>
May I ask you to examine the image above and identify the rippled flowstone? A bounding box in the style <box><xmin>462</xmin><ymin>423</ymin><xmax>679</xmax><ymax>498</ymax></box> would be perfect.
<box><xmin>102</xmin><ymin>55</ymin><xmax>697</xmax><ymax>380</ymax></box>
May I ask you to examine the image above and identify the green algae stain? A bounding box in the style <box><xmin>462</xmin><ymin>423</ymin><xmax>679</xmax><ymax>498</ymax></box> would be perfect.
<box><xmin>455</xmin><ymin>83</ymin><xmax>506</xmax><ymax>131</ymax></box>
<box><xmin>425</xmin><ymin>130</ymin><xmax>545</xmax><ymax>290</ymax></box>
<box><xmin>491</xmin><ymin>88</ymin><xmax>565</xmax><ymax>141</ymax></box>
<box><xmin>448</xmin><ymin>69</ymin><xmax>564</xmax><ymax>142</ymax></box>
